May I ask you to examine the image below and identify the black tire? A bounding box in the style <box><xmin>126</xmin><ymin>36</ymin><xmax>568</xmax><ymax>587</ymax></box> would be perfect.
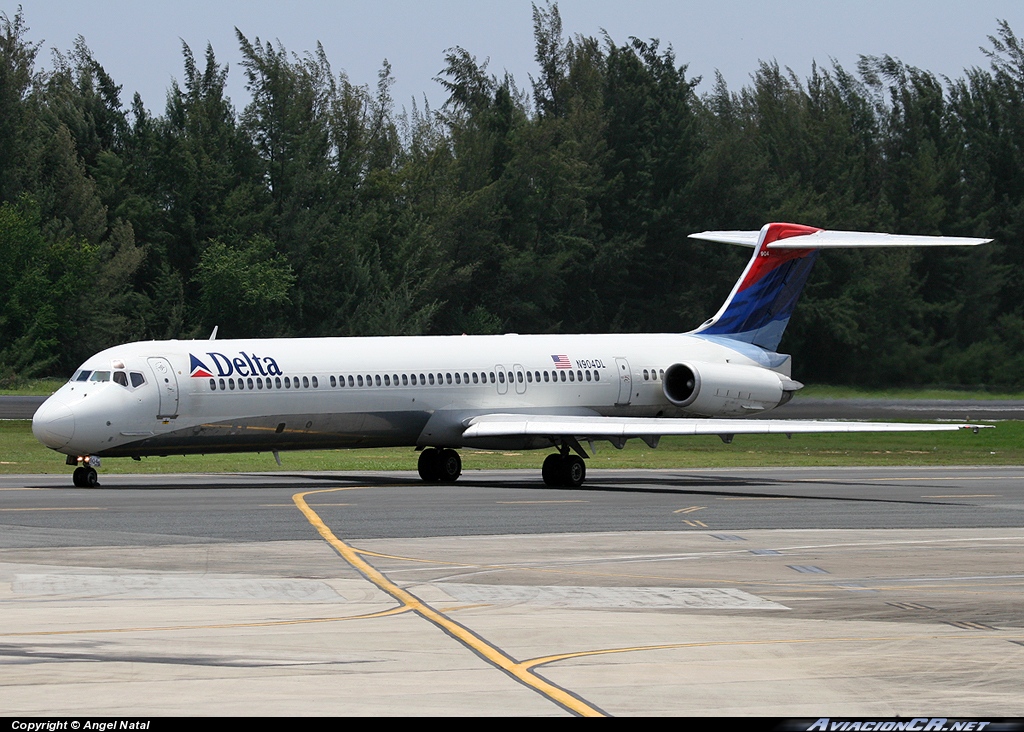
<box><xmin>563</xmin><ymin>455</ymin><xmax>586</xmax><ymax>487</ymax></box>
<box><xmin>437</xmin><ymin>449</ymin><xmax>462</xmax><ymax>483</ymax></box>
<box><xmin>72</xmin><ymin>467</ymin><xmax>86</xmax><ymax>487</ymax></box>
<box><xmin>418</xmin><ymin>448</ymin><xmax>440</xmax><ymax>482</ymax></box>
<box><xmin>542</xmin><ymin>454</ymin><xmax>563</xmax><ymax>486</ymax></box>
<box><xmin>83</xmin><ymin>467</ymin><xmax>99</xmax><ymax>487</ymax></box>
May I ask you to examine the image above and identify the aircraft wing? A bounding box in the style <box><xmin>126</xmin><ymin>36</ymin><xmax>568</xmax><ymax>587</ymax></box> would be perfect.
<box><xmin>689</xmin><ymin>229</ymin><xmax>991</xmax><ymax>249</ymax></box>
<box><xmin>462</xmin><ymin>414</ymin><xmax>988</xmax><ymax>440</ymax></box>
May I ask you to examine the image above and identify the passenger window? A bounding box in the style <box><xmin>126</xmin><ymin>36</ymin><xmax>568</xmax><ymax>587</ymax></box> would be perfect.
<box><xmin>410</xmin><ymin>374</ymin><xmax>417</xmax><ymax>385</ymax></box>
<box><xmin>659</xmin><ymin>369</ymin><xmax>664</xmax><ymax>380</ymax></box>
<box><xmin>643</xmin><ymin>370</ymin><xmax>649</xmax><ymax>381</ymax></box>
<box><xmin>595</xmin><ymin>371</ymin><xmax>600</xmax><ymax>381</ymax></box>
<box><xmin>526</xmin><ymin>371</ymin><xmax>532</xmax><ymax>383</ymax></box>
<box><xmin>384</xmin><ymin>374</ymin><xmax>391</xmax><ymax>386</ymax></box>
<box><xmin>113</xmin><ymin>371</ymin><xmax>128</xmax><ymax>387</ymax></box>
<box><xmin>560</xmin><ymin>371</ymin><xmax>566</xmax><ymax>382</ymax></box>
<box><xmin>517</xmin><ymin>371</ymin><xmax>524</xmax><ymax>383</ymax></box>
<box><xmin>312</xmin><ymin>376</ymin><xmax>318</xmax><ymax>388</ymax></box>
<box><xmin>373</xmin><ymin>375</ymin><xmax>380</xmax><ymax>386</ymax></box>
<box><xmin>394</xmin><ymin>374</ymin><xmax>400</xmax><ymax>385</ymax></box>
<box><xmin>301</xmin><ymin>376</ymin><xmax>308</xmax><ymax>388</ymax></box>
<box><xmin>586</xmin><ymin>370</ymin><xmax>592</xmax><ymax>381</ymax></box>
<box><xmin>229</xmin><ymin>378</ymin><xmax>236</xmax><ymax>390</ymax></box>
<box><xmin>402</xmin><ymin>374</ymin><xmax>409</xmax><ymax>385</ymax></box>
<box><xmin>275</xmin><ymin>377</ymin><xmax>282</xmax><ymax>388</ymax></box>
<box><xmin>498</xmin><ymin>372</ymin><xmax>505</xmax><ymax>384</ymax></box>
<box><xmin>568</xmin><ymin>370</ymin><xmax>575</xmax><ymax>382</ymax></box>
<box><xmin>219</xmin><ymin>378</ymin><xmax>226</xmax><ymax>390</ymax></box>
<box><xmin>489</xmin><ymin>372</ymin><xmax>495</xmax><ymax>383</ymax></box>
<box><xmin>247</xmin><ymin>378</ymin><xmax>254</xmax><ymax>390</ymax></box>
<box><xmin>209</xmin><ymin>378</ymin><xmax>216</xmax><ymax>391</ymax></box>
<box><xmin>330</xmin><ymin>376</ymin><xmax>337</xmax><ymax>387</ymax></box>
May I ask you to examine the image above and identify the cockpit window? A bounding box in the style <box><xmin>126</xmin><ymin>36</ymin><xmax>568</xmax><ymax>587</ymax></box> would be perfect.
<box><xmin>113</xmin><ymin>371</ymin><xmax>128</xmax><ymax>387</ymax></box>
<box><xmin>74</xmin><ymin>370</ymin><xmax>92</xmax><ymax>382</ymax></box>
<box><xmin>89</xmin><ymin>371</ymin><xmax>111</xmax><ymax>382</ymax></box>
<box><xmin>130</xmin><ymin>372</ymin><xmax>146</xmax><ymax>388</ymax></box>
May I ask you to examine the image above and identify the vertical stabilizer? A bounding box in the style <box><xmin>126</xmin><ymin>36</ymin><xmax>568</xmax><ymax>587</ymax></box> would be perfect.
<box><xmin>692</xmin><ymin>222</ymin><xmax>821</xmax><ymax>351</ymax></box>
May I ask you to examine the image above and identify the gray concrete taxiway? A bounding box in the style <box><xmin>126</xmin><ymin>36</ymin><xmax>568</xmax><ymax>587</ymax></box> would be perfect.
<box><xmin>1</xmin><ymin>467</ymin><xmax>1023</xmax><ymax>716</ymax></box>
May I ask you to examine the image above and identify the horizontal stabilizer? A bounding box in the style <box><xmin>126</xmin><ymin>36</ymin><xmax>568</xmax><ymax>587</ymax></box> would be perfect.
<box><xmin>689</xmin><ymin>229</ymin><xmax>992</xmax><ymax>249</ymax></box>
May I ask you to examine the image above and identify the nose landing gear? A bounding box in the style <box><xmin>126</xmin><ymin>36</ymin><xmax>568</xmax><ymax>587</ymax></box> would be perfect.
<box><xmin>72</xmin><ymin>465</ymin><xmax>99</xmax><ymax>487</ymax></box>
<box><xmin>67</xmin><ymin>456</ymin><xmax>100</xmax><ymax>487</ymax></box>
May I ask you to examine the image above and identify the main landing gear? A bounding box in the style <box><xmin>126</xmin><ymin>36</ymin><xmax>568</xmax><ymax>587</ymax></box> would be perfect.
<box><xmin>542</xmin><ymin>453</ymin><xmax>586</xmax><ymax>487</ymax></box>
<box><xmin>418</xmin><ymin>447</ymin><xmax>463</xmax><ymax>483</ymax></box>
<box><xmin>416</xmin><ymin>445</ymin><xmax>586</xmax><ymax>487</ymax></box>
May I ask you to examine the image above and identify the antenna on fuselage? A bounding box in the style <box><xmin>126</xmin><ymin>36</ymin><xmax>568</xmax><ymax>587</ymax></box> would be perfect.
<box><xmin>209</xmin><ymin>325</ymin><xmax>219</xmax><ymax>340</ymax></box>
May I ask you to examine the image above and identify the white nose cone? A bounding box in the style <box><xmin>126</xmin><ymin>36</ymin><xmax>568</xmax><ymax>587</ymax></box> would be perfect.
<box><xmin>32</xmin><ymin>399</ymin><xmax>75</xmax><ymax>450</ymax></box>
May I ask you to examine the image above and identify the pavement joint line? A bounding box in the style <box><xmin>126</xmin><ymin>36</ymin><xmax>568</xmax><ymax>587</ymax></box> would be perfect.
<box><xmin>0</xmin><ymin>506</ymin><xmax>107</xmax><ymax>511</ymax></box>
<box><xmin>0</xmin><ymin>606</ymin><xmax>412</xmax><ymax>637</ymax></box>
<box><xmin>520</xmin><ymin>631</ymin><xmax>1024</xmax><ymax>670</ymax></box>
<box><xmin>292</xmin><ymin>484</ymin><xmax>608</xmax><ymax>718</ymax></box>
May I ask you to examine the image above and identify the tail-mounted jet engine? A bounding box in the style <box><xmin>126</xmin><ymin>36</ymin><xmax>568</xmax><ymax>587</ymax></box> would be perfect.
<box><xmin>662</xmin><ymin>361</ymin><xmax>800</xmax><ymax>417</ymax></box>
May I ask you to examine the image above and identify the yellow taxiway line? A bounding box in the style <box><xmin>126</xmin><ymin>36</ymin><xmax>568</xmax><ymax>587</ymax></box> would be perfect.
<box><xmin>293</xmin><ymin>484</ymin><xmax>607</xmax><ymax>718</ymax></box>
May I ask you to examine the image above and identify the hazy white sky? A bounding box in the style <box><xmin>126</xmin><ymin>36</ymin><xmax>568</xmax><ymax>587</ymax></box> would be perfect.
<box><xmin>7</xmin><ymin>1</ymin><xmax>1022</xmax><ymax>114</ymax></box>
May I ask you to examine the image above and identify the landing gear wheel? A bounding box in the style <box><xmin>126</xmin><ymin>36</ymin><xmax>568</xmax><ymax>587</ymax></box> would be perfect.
<box><xmin>72</xmin><ymin>466</ymin><xmax>99</xmax><ymax>488</ymax></box>
<box><xmin>563</xmin><ymin>455</ymin><xmax>586</xmax><ymax>487</ymax></box>
<box><xmin>418</xmin><ymin>448</ymin><xmax>441</xmax><ymax>482</ymax></box>
<box><xmin>542</xmin><ymin>454</ymin><xmax>562</xmax><ymax>486</ymax></box>
<box><xmin>437</xmin><ymin>449</ymin><xmax>462</xmax><ymax>483</ymax></box>
<box><xmin>541</xmin><ymin>454</ymin><xmax>587</xmax><ymax>487</ymax></box>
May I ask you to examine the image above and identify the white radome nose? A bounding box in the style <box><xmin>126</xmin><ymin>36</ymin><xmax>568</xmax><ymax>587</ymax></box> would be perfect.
<box><xmin>32</xmin><ymin>398</ymin><xmax>76</xmax><ymax>450</ymax></box>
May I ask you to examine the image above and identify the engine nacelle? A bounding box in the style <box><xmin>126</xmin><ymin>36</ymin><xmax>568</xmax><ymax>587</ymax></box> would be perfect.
<box><xmin>662</xmin><ymin>361</ymin><xmax>792</xmax><ymax>417</ymax></box>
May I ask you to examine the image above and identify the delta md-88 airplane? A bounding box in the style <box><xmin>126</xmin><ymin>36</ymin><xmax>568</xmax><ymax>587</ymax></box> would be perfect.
<box><xmin>32</xmin><ymin>223</ymin><xmax>991</xmax><ymax>487</ymax></box>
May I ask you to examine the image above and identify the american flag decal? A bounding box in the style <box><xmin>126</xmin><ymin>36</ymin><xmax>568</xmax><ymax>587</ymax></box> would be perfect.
<box><xmin>551</xmin><ymin>354</ymin><xmax>571</xmax><ymax>369</ymax></box>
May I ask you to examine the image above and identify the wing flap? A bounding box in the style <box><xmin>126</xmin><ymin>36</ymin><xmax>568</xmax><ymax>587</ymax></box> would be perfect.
<box><xmin>462</xmin><ymin>414</ymin><xmax>987</xmax><ymax>440</ymax></box>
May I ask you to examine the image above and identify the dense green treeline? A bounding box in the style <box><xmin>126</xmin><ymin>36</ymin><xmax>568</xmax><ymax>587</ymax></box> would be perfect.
<box><xmin>1</xmin><ymin>3</ymin><xmax>1023</xmax><ymax>388</ymax></box>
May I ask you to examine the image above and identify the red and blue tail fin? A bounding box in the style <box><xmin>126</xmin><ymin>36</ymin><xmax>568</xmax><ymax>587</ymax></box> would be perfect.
<box><xmin>688</xmin><ymin>222</ymin><xmax>992</xmax><ymax>352</ymax></box>
<box><xmin>691</xmin><ymin>223</ymin><xmax>821</xmax><ymax>351</ymax></box>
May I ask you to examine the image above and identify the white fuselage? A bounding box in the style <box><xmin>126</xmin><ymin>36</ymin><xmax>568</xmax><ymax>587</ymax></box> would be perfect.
<box><xmin>32</xmin><ymin>332</ymin><xmax>792</xmax><ymax>459</ymax></box>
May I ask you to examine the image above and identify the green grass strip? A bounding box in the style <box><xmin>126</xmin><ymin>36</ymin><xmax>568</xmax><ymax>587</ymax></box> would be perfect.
<box><xmin>1</xmin><ymin>419</ymin><xmax>1017</xmax><ymax>475</ymax></box>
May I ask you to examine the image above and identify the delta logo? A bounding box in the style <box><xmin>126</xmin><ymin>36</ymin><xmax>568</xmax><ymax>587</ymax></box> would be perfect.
<box><xmin>189</xmin><ymin>352</ymin><xmax>284</xmax><ymax>378</ymax></box>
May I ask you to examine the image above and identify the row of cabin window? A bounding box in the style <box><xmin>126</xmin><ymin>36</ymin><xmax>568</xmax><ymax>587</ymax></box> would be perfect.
<box><xmin>208</xmin><ymin>368</ymin><xmax>604</xmax><ymax>393</ymax></box>
<box><xmin>209</xmin><ymin>375</ymin><xmax>317</xmax><ymax>391</ymax></box>
<box><xmin>330</xmin><ymin>368</ymin><xmax>601</xmax><ymax>388</ymax></box>
<box><xmin>643</xmin><ymin>369</ymin><xmax>665</xmax><ymax>381</ymax></box>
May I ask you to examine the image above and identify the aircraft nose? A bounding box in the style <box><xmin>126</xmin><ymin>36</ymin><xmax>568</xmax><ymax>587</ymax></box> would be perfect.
<box><xmin>32</xmin><ymin>398</ymin><xmax>76</xmax><ymax>450</ymax></box>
